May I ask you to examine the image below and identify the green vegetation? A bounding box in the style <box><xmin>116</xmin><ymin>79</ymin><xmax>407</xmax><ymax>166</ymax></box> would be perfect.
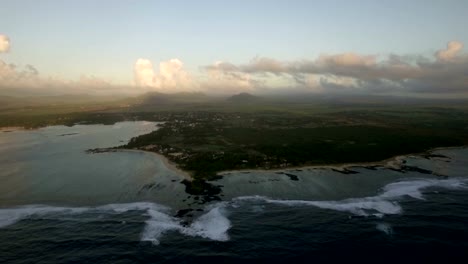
<box><xmin>121</xmin><ymin>107</ymin><xmax>468</xmax><ymax>180</ymax></box>
<box><xmin>2</xmin><ymin>93</ymin><xmax>468</xmax><ymax>183</ymax></box>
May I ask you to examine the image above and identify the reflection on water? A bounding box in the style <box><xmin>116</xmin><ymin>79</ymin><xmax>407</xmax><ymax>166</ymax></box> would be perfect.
<box><xmin>0</xmin><ymin>123</ymin><xmax>468</xmax><ymax>262</ymax></box>
<box><xmin>1</xmin><ymin>121</ymin><xmax>467</xmax><ymax>210</ymax></box>
<box><xmin>0</xmin><ymin>122</ymin><xmax>187</xmax><ymax>207</ymax></box>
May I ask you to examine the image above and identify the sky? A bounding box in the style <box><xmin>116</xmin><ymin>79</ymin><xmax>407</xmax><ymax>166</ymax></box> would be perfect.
<box><xmin>1</xmin><ymin>0</ymin><xmax>468</xmax><ymax>96</ymax></box>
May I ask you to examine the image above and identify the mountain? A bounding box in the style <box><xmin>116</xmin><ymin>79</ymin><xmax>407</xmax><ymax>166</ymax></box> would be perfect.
<box><xmin>135</xmin><ymin>92</ymin><xmax>209</xmax><ymax>104</ymax></box>
<box><xmin>226</xmin><ymin>93</ymin><xmax>262</xmax><ymax>103</ymax></box>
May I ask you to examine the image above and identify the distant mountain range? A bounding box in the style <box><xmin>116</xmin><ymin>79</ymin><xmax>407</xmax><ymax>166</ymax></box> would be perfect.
<box><xmin>226</xmin><ymin>93</ymin><xmax>262</xmax><ymax>103</ymax></box>
<box><xmin>2</xmin><ymin>90</ymin><xmax>468</xmax><ymax>111</ymax></box>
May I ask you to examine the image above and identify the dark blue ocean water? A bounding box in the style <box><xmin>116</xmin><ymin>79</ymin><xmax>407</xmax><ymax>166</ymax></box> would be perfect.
<box><xmin>1</xmin><ymin>123</ymin><xmax>467</xmax><ymax>263</ymax></box>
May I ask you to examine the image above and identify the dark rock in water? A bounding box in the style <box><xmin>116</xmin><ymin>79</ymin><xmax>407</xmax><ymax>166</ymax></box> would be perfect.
<box><xmin>58</xmin><ymin>133</ymin><xmax>79</xmax><ymax>137</ymax></box>
<box><xmin>363</xmin><ymin>165</ymin><xmax>380</xmax><ymax>170</ymax></box>
<box><xmin>138</xmin><ymin>182</ymin><xmax>164</xmax><ymax>194</ymax></box>
<box><xmin>86</xmin><ymin>147</ymin><xmax>116</xmax><ymax>154</ymax></box>
<box><xmin>423</xmin><ymin>153</ymin><xmax>450</xmax><ymax>159</ymax></box>
<box><xmin>284</xmin><ymin>173</ymin><xmax>299</xmax><ymax>181</ymax></box>
<box><xmin>401</xmin><ymin>165</ymin><xmax>433</xmax><ymax>175</ymax></box>
<box><xmin>275</xmin><ymin>172</ymin><xmax>300</xmax><ymax>181</ymax></box>
<box><xmin>175</xmin><ymin>209</ymin><xmax>193</xmax><ymax>218</ymax></box>
<box><xmin>423</xmin><ymin>153</ymin><xmax>451</xmax><ymax>163</ymax></box>
<box><xmin>384</xmin><ymin>165</ymin><xmax>434</xmax><ymax>175</ymax></box>
<box><xmin>331</xmin><ymin>168</ymin><xmax>359</xmax><ymax>175</ymax></box>
<box><xmin>138</xmin><ymin>183</ymin><xmax>156</xmax><ymax>194</ymax></box>
<box><xmin>181</xmin><ymin>179</ymin><xmax>222</xmax><ymax>204</ymax></box>
<box><xmin>389</xmin><ymin>168</ymin><xmax>405</xmax><ymax>173</ymax></box>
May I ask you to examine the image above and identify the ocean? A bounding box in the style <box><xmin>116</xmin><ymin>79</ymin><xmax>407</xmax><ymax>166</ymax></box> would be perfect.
<box><xmin>1</xmin><ymin>122</ymin><xmax>467</xmax><ymax>263</ymax></box>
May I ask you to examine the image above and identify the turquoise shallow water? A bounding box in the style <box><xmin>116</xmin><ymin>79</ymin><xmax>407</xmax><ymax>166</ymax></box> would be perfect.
<box><xmin>1</xmin><ymin>122</ymin><xmax>467</xmax><ymax>263</ymax></box>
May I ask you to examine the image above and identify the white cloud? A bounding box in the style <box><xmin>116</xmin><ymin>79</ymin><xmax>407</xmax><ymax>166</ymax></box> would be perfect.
<box><xmin>134</xmin><ymin>59</ymin><xmax>156</xmax><ymax>87</ymax></box>
<box><xmin>435</xmin><ymin>41</ymin><xmax>463</xmax><ymax>61</ymax></box>
<box><xmin>134</xmin><ymin>58</ymin><xmax>194</xmax><ymax>93</ymax></box>
<box><xmin>0</xmin><ymin>59</ymin><xmax>136</xmax><ymax>96</ymax></box>
<box><xmin>0</xmin><ymin>35</ymin><xmax>10</xmax><ymax>53</ymax></box>
<box><xmin>201</xmin><ymin>61</ymin><xmax>255</xmax><ymax>94</ymax></box>
<box><xmin>203</xmin><ymin>41</ymin><xmax>468</xmax><ymax>95</ymax></box>
<box><xmin>317</xmin><ymin>53</ymin><xmax>376</xmax><ymax>66</ymax></box>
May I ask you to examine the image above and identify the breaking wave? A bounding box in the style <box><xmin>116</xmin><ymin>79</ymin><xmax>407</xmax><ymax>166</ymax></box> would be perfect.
<box><xmin>0</xmin><ymin>202</ymin><xmax>231</xmax><ymax>245</ymax></box>
<box><xmin>1</xmin><ymin>178</ymin><xmax>466</xmax><ymax>244</ymax></box>
<box><xmin>233</xmin><ymin>178</ymin><xmax>468</xmax><ymax>216</ymax></box>
<box><xmin>141</xmin><ymin>204</ymin><xmax>231</xmax><ymax>245</ymax></box>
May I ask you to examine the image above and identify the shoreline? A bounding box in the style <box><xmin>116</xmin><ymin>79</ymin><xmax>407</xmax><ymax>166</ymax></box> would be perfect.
<box><xmin>108</xmin><ymin>145</ymin><xmax>466</xmax><ymax>180</ymax></box>
<box><xmin>0</xmin><ymin>126</ymin><xmax>26</xmax><ymax>132</ymax></box>
<box><xmin>218</xmin><ymin>146</ymin><xmax>466</xmax><ymax>175</ymax></box>
<box><xmin>111</xmin><ymin>148</ymin><xmax>193</xmax><ymax>181</ymax></box>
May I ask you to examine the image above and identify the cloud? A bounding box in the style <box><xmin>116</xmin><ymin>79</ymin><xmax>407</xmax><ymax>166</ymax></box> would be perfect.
<box><xmin>317</xmin><ymin>53</ymin><xmax>376</xmax><ymax>67</ymax></box>
<box><xmin>134</xmin><ymin>59</ymin><xmax>155</xmax><ymax>87</ymax></box>
<box><xmin>435</xmin><ymin>41</ymin><xmax>463</xmax><ymax>61</ymax></box>
<box><xmin>3</xmin><ymin>36</ymin><xmax>468</xmax><ymax>97</ymax></box>
<box><xmin>134</xmin><ymin>58</ymin><xmax>194</xmax><ymax>93</ymax></box>
<box><xmin>0</xmin><ymin>35</ymin><xmax>10</xmax><ymax>53</ymax></box>
<box><xmin>201</xmin><ymin>41</ymin><xmax>468</xmax><ymax>95</ymax></box>
<box><xmin>0</xmin><ymin>59</ymin><xmax>136</xmax><ymax>96</ymax></box>
<box><xmin>200</xmin><ymin>61</ymin><xmax>255</xmax><ymax>94</ymax></box>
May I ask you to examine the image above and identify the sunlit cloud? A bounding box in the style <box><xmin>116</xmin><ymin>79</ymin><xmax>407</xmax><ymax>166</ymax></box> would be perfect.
<box><xmin>2</xmin><ymin>36</ymin><xmax>468</xmax><ymax>97</ymax></box>
<box><xmin>435</xmin><ymin>41</ymin><xmax>463</xmax><ymax>61</ymax></box>
<box><xmin>203</xmin><ymin>41</ymin><xmax>468</xmax><ymax>95</ymax></box>
<box><xmin>0</xmin><ymin>35</ymin><xmax>10</xmax><ymax>53</ymax></box>
<box><xmin>0</xmin><ymin>59</ymin><xmax>134</xmax><ymax>96</ymax></box>
<box><xmin>134</xmin><ymin>58</ymin><xmax>194</xmax><ymax>93</ymax></box>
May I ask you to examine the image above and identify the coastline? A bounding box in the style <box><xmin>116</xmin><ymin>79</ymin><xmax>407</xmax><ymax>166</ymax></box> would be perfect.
<box><xmin>90</xmin><ymin>145</ymin><xmax>466</xmax><ymax>180</ymax></box>
<box><xmin>0</xmin><ymin>126</ymin><xmax>26</xmax><ymax>132</ymax></box>
<box><xmin>112</xmin><ymin>148</ymin><xmax>193</xmax><ymax>181</ymax></box>
<box><xmin>217</xmin><ymin>145</ymin><xmax>467</xmax><ymax>176</ymax></box>
<box><xmin>217</xmin><ymin>156</ymin><xmax>405</xmax><ymax>175</ymax></box>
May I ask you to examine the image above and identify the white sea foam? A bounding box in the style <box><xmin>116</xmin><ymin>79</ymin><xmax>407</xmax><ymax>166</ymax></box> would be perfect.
<box><xmin>1</xmin><ymin>178</ymin><xmax>466</xmax><ymax>243</ymax></box>
<box><xmin>0</xmin><ymin>202</ymin><xmax>172</xmax><ymax>229</ymax></box>
<box><xmin>0</xmin><ymin>202</ymin><xmax>232</xmax><ymax>245</ymax></box>
<box><xmin>183</xmin><ymin>206</ymin><xmax>231</xmax><ymax>241</ymax></box>
<box><xmin>236</xmin><ymin>196</ymin><xmax>402</xmax><ymax>216</ymax></box>
<box><xmin>380</xmin><ymin>178</ymin><xmax>468</xmax><ymax>200</ymax></box>
<box><xmin>97</xmin><ymin>202</ymin><xmax>169</xmax><ymax>213</ymax></box>
<box><xmin>0</xmin><ymin>205</ymin><xmax>89</xmax><ymax>228</ymax></box>
<box><xmin>141</xmin><ymin>204</ymin><xmax>231</xmax><ymax>245</ymax></box>
<box><xmin>233</xmin><ymin>178</ymin><xmax>468</xmax><ymax>217</ymax></box>
<box><xmin>141</xmin><ymin>209</ymin><xmax>182</xmax><ymax>245</ymax></box>
<box><xmin>376</xmin><ymin>222</ymin><xmax>393</xmax><ymax>235</ymax></box>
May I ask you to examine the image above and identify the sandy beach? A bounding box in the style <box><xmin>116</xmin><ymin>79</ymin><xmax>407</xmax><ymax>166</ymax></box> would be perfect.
<box><xmin>114</xmin><ymin>148</ymin><xmax>193</xmax><ymax>181</ymax></box>
<box><xmin>218</xmin><ymin>146</ymin><xmax>466</xmax><ymax>175</ymax></box>
<box><xmin>0</xmin><ymin>126</ymin><xmax>26</xmax><ymax>132</ymax></box>
<box><xmin>93</xmin><ymin>145</ymin><xmax>467</xmax><ymax>180</ymax></box>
